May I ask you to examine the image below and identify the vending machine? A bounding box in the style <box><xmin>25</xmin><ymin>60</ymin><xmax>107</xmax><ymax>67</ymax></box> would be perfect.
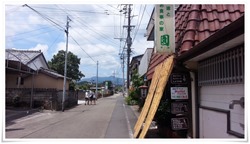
<box><xmin>164</xmin><ymin>65</ymin><xmax>192</xmax><ymax>137</ymax></box>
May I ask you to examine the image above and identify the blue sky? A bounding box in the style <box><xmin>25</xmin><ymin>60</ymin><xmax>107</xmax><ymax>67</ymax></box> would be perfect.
<box><xmin>5</xmin><ymin>3</ymin><xmax>154</xmax><ymax>79</ymax></box>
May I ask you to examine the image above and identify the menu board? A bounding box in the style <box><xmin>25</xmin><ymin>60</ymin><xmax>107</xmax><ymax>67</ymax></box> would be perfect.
<box><xmin>171</xmin><ymin>117</ymin><xmax>188</xmax><ymax>130</ymax></box>
<box><xmin>171</xmin><ymin>102</ymin><xmax>188</xmax><ymax>114</ymax></box>
<box><xmin>171</xmin><ymin>87</ymin><xmax>188</xmax><ymax>99</ymax></box>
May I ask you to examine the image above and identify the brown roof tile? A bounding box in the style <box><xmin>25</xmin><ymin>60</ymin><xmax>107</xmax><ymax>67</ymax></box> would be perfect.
<box><xmin>176</xmin><ymin>4</ymin><xmax>244</xmax><ymax>54</ymax></box>
<box><xmin>146</xmin><ymin>4</ymin><xmax>244</xmax><ymax>80</ymax></box>
<box><xmin>146</xmin><ymin>53</ymin><xmax>169</xmax><ymax>80</ymax></box>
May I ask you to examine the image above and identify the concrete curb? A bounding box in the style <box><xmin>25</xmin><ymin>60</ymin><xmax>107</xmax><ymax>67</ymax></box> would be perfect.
<box><xmin>6</xmin><ymin>109</ymin><xmax>40</xmax><ymax>122</ymax></box>
<box><xmin>130</xmin><ymin>105</ymin><xmax>140</xmax><ymax>118</ymax></box>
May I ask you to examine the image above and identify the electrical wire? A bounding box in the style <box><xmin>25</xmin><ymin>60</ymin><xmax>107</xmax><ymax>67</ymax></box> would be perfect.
<box><xmin>6</xmin><ymin>25</ymin><xmax>56</xmax><ymax>37</ymax></box>
<box><xmin>70</xmin><ymin>36</ymin><xmax>96</xmax><ymax>63</ymax></box>
<box><xmin>107</xmin><ymin>4</ymin><xmax>120</xmax><ymax>10</ymax></box>
<box><xmin>23</xmin><ymin>4</ymin><xmax>65</xmax><ymax>31</ymax></box>
<box><xmin>6</xmin><ymin>28</ymin><xmax>58</xmax><ymax>42</ymax></box>
<box><xmin>72</xmin><ymin>20</ymin><xmax>120</xmax><ymax>47</ymax></box>
<box><xmin>132</xmin><ymin>5</ymin><xmax>146</xmax><ymax>44</ymax></box>
<box><xmin>30</xmin><ymin>5</ymin><xmax>112</xmax><ymax>15</ymax></box>
<box><xmin>68</xmin><ymin>26</ymin><xmax>119</xmax><ymax>58</ymax></box>
<box><xmin>55</xmin><ymin>4</ymin><xmax>120</xmax><ymax>47</ymax></box>
<box><xmin>5</xmin><ymin>5</ymin><xmax>22</xmax><ymax>15</ymax></box>
<box><xmin>131</xmin><ymin>5</ymin><xmax>142</xmax><ymax>39</ymax></box>
<box><xmin>47</xmin><ymin>32</ymin><xmax>63</xmax><ymax>50</ymax></box>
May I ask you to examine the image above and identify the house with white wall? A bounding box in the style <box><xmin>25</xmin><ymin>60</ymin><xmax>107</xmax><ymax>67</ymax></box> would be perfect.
<box><xmin>138</xmin><ymin>48</ymin><xmax>153</xmax><ymax>78</ymax></box>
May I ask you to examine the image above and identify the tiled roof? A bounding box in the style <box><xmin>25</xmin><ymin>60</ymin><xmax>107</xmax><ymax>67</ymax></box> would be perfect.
<box><xmin>147</xmin><ymin>53</ymin><xmax>170</xmax><ymax>80</ymax></box>
<box><xmin>39</xmin><ymin>67</ymin><xmax>70</xmax><ymax>80</ymax></box>
<box><xmin>146</xmin><ymin>4</ymin><xmax>244</xmax><ymax>80</ymax></box>
<box><xmin>175</xmin><ymin>4</ymin><xmax>244</xmax><ymax>54</ymax></box>
<box><xmin>5</xmin><ymin>49</ymin><xmax>42</xmax><ymax>65</ymax></box>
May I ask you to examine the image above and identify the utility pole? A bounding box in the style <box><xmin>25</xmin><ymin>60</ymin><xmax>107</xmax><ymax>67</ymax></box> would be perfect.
<box><xmin>113</xmin><ymin>70</ymin><xmax>116</xmax><ymax>93</ymax></box>
<box><xmin>118</xmin><ymin>4</ymin><xmax>134</xmax><ymax>96</ymax></box>
<box><xmin>122</xmin><ymin>54</ymin><xmax>125</xmax><ymax>97</ymax></box>
<box><xmin>96</xmin><ymin>61</ymin><xmax>98</xmax><ymax>97</ymax></box>
<box><xmin>62</xmin><ymin>16</ymin><xmax>71</xmax><ymax>112</ymax></box>
<box><xmin>126</xmin><ymin>4</ymin><xmax>132</xmax><ymax>95</ymax></box>
<box><xmin>115</xmin><ymin>37</ymin><xmax>126</xmax><ymax>96</ymax></box>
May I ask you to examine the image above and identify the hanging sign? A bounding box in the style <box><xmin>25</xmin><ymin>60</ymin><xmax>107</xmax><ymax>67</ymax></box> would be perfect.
<box><xmin>171</xmin><ymin>87</ymin><xmax>188</xmax><ymax>99</ymax></box>
<box><xmin>155</xmin><ymin>4</ymin><xmax>175</xmax><ymax>54</ymax></box>
<box><xmin>171</xmin><ymin>102</ymin><xmax>189</xmax><ymax>114</ymax></box>
<box><xmin>171</xmin><ymin>117</ymin><xmax>189</xmax><ymax>130</ymax></box>
<box><xmin>171</xmin><ymin>73</ymin><xmax>188</xmax><ymax>84</ymax></box>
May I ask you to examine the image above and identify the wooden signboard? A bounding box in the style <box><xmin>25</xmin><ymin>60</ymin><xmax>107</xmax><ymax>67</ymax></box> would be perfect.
<box><xmin>139</xmin><ymin>55</ymin><xmax>174</xmax><ymax>138</ymax></box>
<box><xmin>133</xmin><ymin>63</ymin><xmax>163</xmax><ymax>138</ymax></box>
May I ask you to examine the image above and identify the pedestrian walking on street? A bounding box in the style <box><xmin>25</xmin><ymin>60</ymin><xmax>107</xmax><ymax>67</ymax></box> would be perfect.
<box><xmin>89</xmin><ymin>90</ymin><xmax>94</xmax><ymax>105</ymax></box>
<box><xmin>85</xmin><ymin>90</ymin><xmax>90</xmax><ymax>105</ymax></box>
<box><xmin>93</xmin><ymin>93</ymin><xmax>97</xmax><ymax>105</ymax></box>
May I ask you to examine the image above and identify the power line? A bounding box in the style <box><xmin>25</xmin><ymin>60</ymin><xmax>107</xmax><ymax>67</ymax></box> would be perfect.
<box><xmin>6</xmin><ymin>28</ymin><xmax>58</xmax><ymax>42</ymax></box>
<box><xmin>5</xmin><ymin>5</ymin><xmax>22</xmax><ymax>15</ymax></box>
<box><xmin>31</xmin><ymin>5</ymin><xmax>114</xmax><ymax>15</ymax></box>
<box><xmin>69</xmin><ymin>36</ymin><xmax>96</xmax><ymax>63</ymax></box>
<box><xmin>47</xmin><ymin>32</ymin><xmax>63</xmax><ymax>50</ymax></box>
<box><xmin>69</xmin><ymin>26</ymin><xmax>119</xmax><ymax>57</ymax></box>
<box><xmin>107</xmin><ymin>4</ymin><xmax>120</xmax><ymax>10</ymax></box>
<box><xmin>6</xmin><ymin>25</ymin><xmax>56</xmax><ymax>37</ymax></box>
<box><xmin>55</xmin><ymin>4</ymin><xmax>120</xmax><ymax>47</ymax></box>
<box><xmin>132</xmin><ymin>5</ymin><xmax>146</xmax><ymax>44</ymax></box>
<box><xmin>72</xmin><ymin>20</ymin><xmax>120</xmax><ymax>47</ymax></box>
<box><xmin>23</xmin><ymin>4</ymin><xmax>65</xmax><ymax>31</ymax></box>
<box><xmin>131</xmin><ymin>5</ymin><xmax>142</xmax><ymax>39</ymax></box>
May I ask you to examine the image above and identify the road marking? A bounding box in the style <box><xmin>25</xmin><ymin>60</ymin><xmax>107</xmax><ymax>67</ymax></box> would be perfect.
<box><xmin>123</xmin><ymin>103</ymin><xmax>133</xmax><ymax>138</ymax></box>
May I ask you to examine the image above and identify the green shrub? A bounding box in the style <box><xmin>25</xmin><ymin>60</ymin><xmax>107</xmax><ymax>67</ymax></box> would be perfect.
<box><xmin>155</xmin><ymin>100</ymin><xmax>171</xmax><ymax>126</ymax></box>
<box><xmin>130</xmin><ymin>100</ymin><xmax>138</xmax><ymax>105</ymax></box>
<box><xmin>125</xmin><ymin>96</ymin><xmax>132</xmax><ymax>105</ymax></box>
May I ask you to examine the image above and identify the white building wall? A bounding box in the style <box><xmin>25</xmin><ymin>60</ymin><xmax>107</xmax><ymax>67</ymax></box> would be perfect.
<box><xmin>28</xmin><ymin>55</ymin><xmax>48</xmax><ymax>70</ymax></box>
<box><xmin>138</xmin><ymin>48</ymin><xmax>153</xmax><ymax>77</ymax></box>
<box><xmin>199</xmin><ymin>84</ymin><xmax>244</xmax><ymax>138</ymax></box>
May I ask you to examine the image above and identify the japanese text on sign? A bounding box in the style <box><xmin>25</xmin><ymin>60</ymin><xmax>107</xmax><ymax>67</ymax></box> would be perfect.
<box><xmin>171</xmin><ymin>117</ymin><xmax>188</xmax><ymax>130</ymax></box>
<box><xmin>155</xmin><ymin>4</ymin><xmax>175</xmax><ymax>54</ymax></box>
<box><xmin>171</xmin><ymin>102</ymin><xmax>189</xmax><ymax>114</ymax></box>
<box><xmin>171</xmin><ymin>73</ymin><xmax>187</xmax><ymax>84</ymax></box>
<box><xmin>171</xmin><ymin>87</ymin><xmax>188</xmax><ymax>99</ymax></box>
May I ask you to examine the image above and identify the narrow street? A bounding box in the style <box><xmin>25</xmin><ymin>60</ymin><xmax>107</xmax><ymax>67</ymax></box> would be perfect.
<box><xmin>5</xmin><ymin>93</ymin><xmax>138</xmax><ymax>139</ymax></box>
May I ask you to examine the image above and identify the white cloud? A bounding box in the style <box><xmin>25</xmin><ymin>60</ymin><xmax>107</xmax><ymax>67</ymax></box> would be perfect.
<box><xmin>30</xmin><ymin>43</ymin><xmax>48</xmax><ymax>51</ymax></box>
<box><xmin>54</xmin><ymin>41</ymin><xmax>120</xmax><ymax>75</ymax></box>
<box><xmin>29</xmin><ymin>43</ymin><xmax>49</xmax><ymax>57</ymax></box>
<box><xmin>132</xmin><ymin>38</ymin><xmax>154</xmax><ymax>55</ymax></box>
<box><xmin>5</xmin><ymin>4</ymin><xmax>155</xmax><ymax>78</ymax></box>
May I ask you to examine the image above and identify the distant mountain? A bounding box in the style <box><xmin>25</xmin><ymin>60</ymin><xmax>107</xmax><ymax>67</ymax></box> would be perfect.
<box><xmin>79</xmin><ymin>76</ymin><xmax>124</xmax><ymax>85</ymax></box>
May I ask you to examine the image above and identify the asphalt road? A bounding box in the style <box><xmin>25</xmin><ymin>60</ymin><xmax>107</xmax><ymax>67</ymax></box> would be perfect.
<box><xmin>5</xmin><ymin>93</ymin><xmax>138</xmax><ymax>139</ymax></box>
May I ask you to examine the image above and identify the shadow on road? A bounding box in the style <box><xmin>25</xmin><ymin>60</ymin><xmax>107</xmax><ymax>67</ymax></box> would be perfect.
<box><xmin>6</xmin><ymin>128</ymin><xmax>25</xmax><ymax>132</ymax></box>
